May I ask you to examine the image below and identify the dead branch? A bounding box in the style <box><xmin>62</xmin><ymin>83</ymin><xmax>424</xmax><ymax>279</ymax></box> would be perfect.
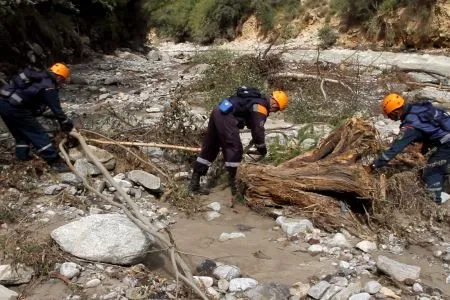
<box><xmin>270</xmin><ymin>72</ymin><xmax>355</xmax><ymax>94</ymax></box>
<box><xmin>405</xmin><ymin>81</ymin><xmax>450</xmax><ymax>91</ymax></box>
<box><xmin>86</xmin><ymin>138</ymin><xmax>201</xmax><ymax>152</ymax></box>
<box><xmin>59</xmin><ymin>131</ymin><xmax>208</xmax><ymax>300</ymax></box>
<box><xmin>399</xmin><ymin>68</ymin><xmax>449</xmax><ymax>80</ymax></box>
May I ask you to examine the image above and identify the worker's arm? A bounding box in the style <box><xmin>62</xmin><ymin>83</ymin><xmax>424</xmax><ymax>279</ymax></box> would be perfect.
<box><xmin>372</xmin><ymin>126</ymin><xmax>424</xmax><ymax>168</ymax></box>
<box><xmin>41</xmin><ymin>88</ymin><xmax>73</xmax><ymax>132</ymax></box>
<box><xmin>248</xmin><ymin>104</ymin><xmax>268</xmax><ymax>155</ymax></box>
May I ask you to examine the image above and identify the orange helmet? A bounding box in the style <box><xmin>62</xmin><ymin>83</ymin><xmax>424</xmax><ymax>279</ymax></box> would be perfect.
<box><xmin>382</xmin><ymin>93</ymin><xmax>405</xmax><ymax>115</ymax></box>
<box><xmin>49</xmin><ymin>63</ymin><xmax>70</xmax><ymax>80</ymax></box>
<box><xmin>272</xmin><ymin>90</ymin><xmax>288</xmax><ymax>111</ymax></box>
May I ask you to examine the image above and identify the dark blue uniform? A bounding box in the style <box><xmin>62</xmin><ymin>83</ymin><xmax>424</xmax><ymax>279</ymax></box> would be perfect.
<box><xmin>0</xmin><ymin>70</ymin><xmax>72</xmax><ymax>164</ymax></box>
<box><xmin>373</xmin><ymin>102</ymin><xmax>450</xmax><ymax>203</ymax></box>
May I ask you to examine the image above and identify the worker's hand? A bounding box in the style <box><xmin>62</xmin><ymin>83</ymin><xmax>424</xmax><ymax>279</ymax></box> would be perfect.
<box><xmin>257</xmin><ymin>146</ymin><xmax>267</xmax><ymax>156</ymax></box>
<box><xmin>59</xmin><ymin>119</ymin><xmax>74</xmax><ymax>132</ymax></box>
<box><xmin>363</xmin><ymin>164</ymin><xmax>375</xmax><ymax>174</ymax></box>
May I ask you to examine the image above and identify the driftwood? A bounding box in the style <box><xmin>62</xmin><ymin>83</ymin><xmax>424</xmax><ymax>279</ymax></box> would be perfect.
<box><xmin>238</xmin><ymin>117</ymin><xmax>426</xmax><ymax>233</ymax></box>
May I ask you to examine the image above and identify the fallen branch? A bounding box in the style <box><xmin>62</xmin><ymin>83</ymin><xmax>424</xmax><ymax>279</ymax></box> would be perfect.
<box><xmin>405</xmin><ymin>81</ymin><xmax>450</xmax><ymax>91</ymax></box>
<box><xmin>59</xmin><ymin>131</ymin><xmax>208</xmax><ymax>300</ymax></box>
<box><xmin>270</xmin><ymin>72</ymin><xmax>355</xmax><ymax>94</ymax></box>
<box><xmin>86</xmin><ymin>138</ymin><xmax>201</xmax><ymax>152</ymax></box>
<box><xmin>399</xmin><ymin>68</ymin><xmax>449</xmax><ymax>80</ymax></box>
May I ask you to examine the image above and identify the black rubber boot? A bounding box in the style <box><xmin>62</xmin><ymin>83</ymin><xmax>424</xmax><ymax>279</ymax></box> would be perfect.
<box><xmin>189</xmin><ymin>172</ymin><xmax>210</xmax><ymax>195</ymax></box>
<box><xmin>228</xmin><ymin>171</ymin><xmax>237</xmax><ymax>196</ymax></box>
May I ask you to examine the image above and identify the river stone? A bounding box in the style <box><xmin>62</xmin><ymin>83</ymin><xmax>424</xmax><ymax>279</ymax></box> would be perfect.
<box><xmin>74</xmin><ymin>159</ymin><xmax>101</xmax><ymax>177</ymax></box>
<box><xmin>60</xmin><ymin>262</ymin><xmax>81</xmax><ymax>279</ymax></box>
<box><xmin>407</xmin><ymin>72</ymin><xmax>441</xmax><ymax>84</ymax></box>
<box><xmin>0</xmin><ymin>264</ymin><xmax>34</xmax><ymax>285</ymax></box>
<box><xmin>349</xmin><ymin>293</ymin><xmax>371</xmax><ymax>300</ymax></box>
<box><xmin>0</xmin><ymin>284</ymin><xmax>18</xmax><ymax>300</ymax></box>
<box><xmin>327</xmin><ymin>233</ymin><xmax>351</xmax><ymax>248</ymax></box>
<box><xmin>307</xmin><ymin>281</ymin><xmax>330</xmax><ymax>299</ymax></box>
<box><xmin>219</xmin><ymin>232</ymin><xmax>246</xmax><ymax>242</ymax></box>
<box><xmin>69</xmin><ymin>145</ymin><xmax>115</xmax><ymax>163</ymax></box>
<box><xmin>245</xmin><ymin>283</ymin><xmax>291</xmax><ymax>300</ymax></box>
<box><xmin>376</xmin><ymin>255</ymin><xmax>421</xmax><ymax>282</ymax></box>
<box><xmin>218</xmin><ymin>279</ymin><xmax>230</xmax><ymax>292</ymax></box>
<box><xmin>275</xmin><ymin>216</ymin><xmax>313</xmax><ymax>237</ymax></box>
<box><xmin>213</xmin><ymin>265</ymin><xmax>241</xmax><ymax>280</ymax></box>
<box><xmin>193</xmin><ymin>276</ymin><xmax>214</xmax><ymax>288</ymax></box>
<box><xmin>128</xmin><ymin>170</ymin><xmax>161</xmax><ymax>191</ymax></box>
<box><xmin>51</xmin><ymin>214</ymin><xmax>152</xmax><ymax>265</ymax></box>
<box><xmin>289</xmin><ymin>282</ymin><xmax>310</xmax><ymax>297</ymax></box>
<box><xmin>364</xmin><ymin>281</ymin><xmax>381</xmax><ymax>294</ymax></box>
<box><xmin>229</xmin><ymin>278</ymin><xmax>258</xmax><ymax>292</ymax></box>
<box><xmin>59</xmin><ymin>172</ymin><xmax>82</xmax><ymax>185</ymax></box>
<box><xmin>321</xmin><ymin>285</ymin><xmax>343</xmax><ymax>300</ymax></box>
<box><xmin>356</xmin><ymin>240</ymin><xmax>377</xmax><ymax>253</ymax></box>
<box><xmin>331</xmin><ymin>282</ymin><xmax>362</xmax><ymax>300</ymax></box>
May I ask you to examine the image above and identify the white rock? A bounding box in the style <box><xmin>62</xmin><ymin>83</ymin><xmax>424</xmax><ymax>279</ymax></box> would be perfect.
<box><xmin>330</xmin><ymin>276</ymin><xmax>348</xmax><ymax>287</ymax></box>
<box><xmin>219</xmin><ymin>232</ymin><xmax>246</xmax><ymax>242</ymax></box>
<box><xmin>379</xmin><ymin>287</ymin><xmax>400</xmax><ymax>299</ymax></box>
<box><xmin>174</xmin><ymin>172</ymin><xmax>189</xmax><ymax>180</ymax></box>
<box><xmin>376</xmin><ymin>255</ymin><xmax>421</xmax><ymax>282</ymax></box>
<box><xmin>157</xmin><ymin>207</ymin><xmax>169</xmax><ymax>215</ymax></box>
<box><xmin>229</xmin><ymin>278</ymin><xmax>258</xmax><ymax>292</ymax></box>
<box><xmin>0</xmin><ymin>284</ymin><xmax>18</xmax><ymax>300</ymax></box>
<box><xmin>213</xmin><ymin>265</ymin><xmax>241</xmax><ymax>280</ymax></box>
<box><xmin>327</xmin><ymin>233</ymin><xmax>351</xmax><ymax>248</ymax></box>
<box><xmin>193</xmin><ymin>276</ymin><xmax>214</xmax><ymax>288</ymax></box>
<box><xmin>331</xmin><ymin>282</ymin><xmax>362</xmax><ymax>300</ymax></box>
<box><xmin>102</xmin><ymin>291</ymin><xmax>118</xmax><ymax>300</ymax></box>
<box><xmin>320</xmin><ymin>285</ymin><xmax>343</xmax><ymax>300</ymax></box>
<box><xmin>128</xmin><ymin>170</ymin><xmax>161</xmax><ymax>191</ymax></box>
<box><xmin>0</xmin><ymin>264</ymin><xmax>34</xmax><ymax>285</ymax></box>
<box><xmin>364</xmin><ymin>281</ymin><xmax>381</xmax><ymax>294</ymax></box>
<box><xmin>289</xmin><ymin>282</ymin><xmax>310</xmax><ymax>297</ymax></box>
<box><xmin>446</xmin><ymin>274</ymin><xmax>450</xmax><ymax>284</ymax></box>
<box><xmin>60</xmin><ymin>262</ymin><xmax>81</xmax><ymax>279</ymax></box>
<box><xmin>412</xmin><ymin>282</ymin><xmax>423</xmax><ymax>293</ymax></box>
<box><xmin>300</xmin><ymin>138</ymin><xmax>316</xmax><ymax>150</ymax></box>
<box><xmin>307</xmin><ymin>281</ymin><xmax>330</xmax><ymax>299</ymax></box>
<box><xmin>205</xmin><ymin>211</ymin><xmax>221</xmax><ymax>221</ymax></box>
<box><xmin>339</xmin><ymin>261</ymin><xmax>350</xmax><ymax>269</ymax></box>
<box><xmin>218</xmin><ymin>279</ymin><xmax>229</xmax><ymax>292</ymax></box>
<box><xmin>85</xmin><ymin>278</ymin><xmax>101</xmax><ymax>288</ymax></box>
<box><xmin>113</xmin><ymin>178</ymin><xmax>133</xmax><ymax>189</ymax></box>
<box><xmin>356</xmin><ymin>240</ymin><xmax>377</xmax><ymax>253</ymax></box>
<box><xmin>349</xmin><ymin>293</ymin><xmax>371</xmax><ymax>300</ymax></box>
<box><xmin>308</xmin><ymin>245</ymin><xmax>324</xmax><ymax>255</ymax></box>
<box><xmin>60</xmin><ymin>173</ymin><xmax>82</xmax><ymax>185</ymax></box>
<box><xmin>275</xmin><ymin>216</ymin><xmax>313</xmax><ymax>237</ymax></box>
<box><xmin>51</xmin><ymin>214</ymin><xmax>153</xmax><ymax>265</ymax></box>
<box><xmin>207</xmin><ymin>202</ymin><xmax>221</xmax><ymax>212</ymax></box>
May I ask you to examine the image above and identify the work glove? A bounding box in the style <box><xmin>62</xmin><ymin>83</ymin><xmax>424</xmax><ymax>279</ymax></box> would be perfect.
<box><xmin>257</xmin><ymin>146</ymin><xmax>267</xmax><ymax>156</ymax></box>
<box><xmin>59</xmin><ymin>118</ymin><xmax>74</xmax><ymax>132</ymax></box>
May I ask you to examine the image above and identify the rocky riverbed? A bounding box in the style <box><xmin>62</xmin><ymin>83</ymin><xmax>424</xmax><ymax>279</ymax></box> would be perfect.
<box><xmin>0</xmin><ymin>41</ymin><xmax>450</xmax><ymax>300</ymax></box>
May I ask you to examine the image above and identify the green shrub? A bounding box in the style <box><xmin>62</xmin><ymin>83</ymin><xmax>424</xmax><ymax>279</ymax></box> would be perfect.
<box><xmin>318</xmin><ymin>24</ymin><xmax>337</xmax><ymax>48</ymax></box>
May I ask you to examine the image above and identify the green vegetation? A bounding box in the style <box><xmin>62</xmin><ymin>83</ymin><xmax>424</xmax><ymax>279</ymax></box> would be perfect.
<box><xmin>318</xmin><ymin>24</ymin><xmax>338</xmax><ymax>49</ymax></box>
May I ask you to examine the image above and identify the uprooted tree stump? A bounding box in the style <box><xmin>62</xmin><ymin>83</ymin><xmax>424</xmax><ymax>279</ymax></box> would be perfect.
<box><xmin>238</xmin><ymin>117</ymin><xmax>430</xmax><ymax>235</ymax></box>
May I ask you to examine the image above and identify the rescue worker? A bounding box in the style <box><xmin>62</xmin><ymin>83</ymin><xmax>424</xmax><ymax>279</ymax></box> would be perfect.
<box><xmin>0</xmin><ymin>63</ymin><xmax>74</xmax><ymax>172</ymax></box>
<box><xmin>366</xmin><ymin>93</ymin><xmax>450</xmax><ymax>204</ymax></box>
<box><xmin>189</xmin><ymin>86</ymin><xmax>288</xmax><ymax>195</ymax></box>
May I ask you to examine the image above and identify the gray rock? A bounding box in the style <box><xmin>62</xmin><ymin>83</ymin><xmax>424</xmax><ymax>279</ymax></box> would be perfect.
<box><xmin>275</xmin><ymin>216</ymin><xmax>314</xmax><ymax>237</ymax></box>
<box><xmin>446</xmin><ymin>274</ymin><xmax>450</xmax><ymax>284</ymax></box>
<box><xmin>219</xmin><ymin>232</ymin><xmax>246</xmax><ymax>242</ymax></box>
<box><xmin>0</xmin><ymin>284</ymin><xmax>18</xmax><ymax>300</ymax></box>
<box><xmin>407</xmin><ymin>72</ymin><xmax>442</xmax><ymax>84</ymax></box>
<box><xmin>349</xmin><ymin>293</ymin><xmax>371</xmax><ymax>300</ymax></box>
<box><xmin>147</xmin><ymin>49</ymin><xmax>162</xmax><ymax>61</ymax></box>
<box><xmin>321</xmin><ymin>285</ymin><xmax>343</xmax><ymax>300</ymax></box>
<box><xmin>300</xmin><ymin>138</ymin><xmax>316</xmax><ymax>150</ymax></box>
<box><xmin>213</xmin><ymin>265</ymin><xmax>241</xmax><ymax>280</ymax></box>
<box><xmin>102</xmin><ymin>291</ymin><xmax>118</xmax><ymax>300</ymax></box>
<box><xmin>327</xmin><ymin>233</ymin><xmax>351</xmax><ymax>248</ymax></box>
<box><xmin>0</xmin><ymin>264</ymin><xmax>34</xmax><ymax>285</ymax></box>
<box><xmin>85</xmin><ymin>278</ymin><xmax>101</xmax><ymax>288</ymax></box>
<box><xmin>74</xmin><ymin>159</ymin><xmax>101</xmax><ymax>177</ymax></box>
<box><xmin>98</xmin><ymin>93</ymin><xmax>111</xmax><ymax>101</ymax></box>
<box><xmin>205</xmin><ymin>211</ymin><xmax>221</xmax><ymax>221</ymax></box>
<box><xmin>412</xmin><ymin>282</ymin><xmax>423</xmax><ymax>293</ymax></box>
<box><xmin>409</xmin><ymin>87</ymin><xmax>450</xmax><ymax>103</ymax></box>
<box><xmin>364</xmin><ymin>281</ymin><xmax>381</xmax><ymax>294</ymax></box>
<box><xmin>308</xmin><ymin>244</ymin><xmax>324</xmax><ymax>255</ymax></box>
<box><xmin>128</xmin><ymin>170</ymin><xmax>161</xmax><ymax>191</ymax></box>
<box><xmin>229</xmin><ymin>278</ymin><xmax>258</xmax><ymax>292</ymax></box>
<box><xmin>376</xmin><ymin>255</ymin><xmax>421</xmax><ymax>282</ymax></box>
<box><xmin>59</xmin><ymin>172</ymin><xmax>82</xmax><ymax>186</ymax></box>
<box><xmin>356</xmin><ymin>240</ymin><xmax>377</xmax><ymax>253</ymax></box>
<box><xmin>51</xmin><ymin>214</ymin><xmax>152</xmax><ymax>265</ymax></box>
<box><xmin>307</xmin><ymin>281</ymin><xmax>330</xmax><ymax>299</ymax></box>
<box><xmin>331</xmin><ymin>282</ymin><xmax>362</xmax><ymax>300</ymax></box>
<box><xmin>44</xmin><ymin>184</ymin><xmax>68</xmax><ymax>195</ymax></box>
<box><xmin>245</xmin><ymin>283</ymin><xmax>291</xmax><ymax>300</ymax></box>
<box><xmin>69</xmin><ymin>146</ymin><xmax>115</xmax><ymax>164</ymax></box>
<box><xmin>60</xmin><ymin>262</ymin><xmax>81</xmax><ymax>279</ymax></box>
<box><xmin>207</xmin><ymin>202</ymin><xmax>221</xmax><ymax>212</ymax></box>
<box><xmin>289</xmin><ymin>282</ymin><xmax>310</xmax><ymax>297</ymax></box>
<box><xmin>329</xmin><ymin>277</ymin><xmax>348</xmax><ymax>287</ymax></box>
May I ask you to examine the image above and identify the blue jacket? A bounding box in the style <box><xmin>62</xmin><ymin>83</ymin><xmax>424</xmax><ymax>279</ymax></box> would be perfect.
<box><xmin>373</xmin><ymin>102</ymin><xmax>450</xmax><ymax>168</ymax></box>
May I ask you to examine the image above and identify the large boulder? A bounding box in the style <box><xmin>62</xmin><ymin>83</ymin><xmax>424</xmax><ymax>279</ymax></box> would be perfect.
<box><xmin>246</xmin><ymin>283</ymin><xmax>291</xmax><ymax>300</ymax></box>
<box><xmin>128</xmin><ymin>170</ymin><xmax>161</xmax><ymax>191</ymax></box>
<box><xmin>0</xmin><ymin>284</ymin><xmax>18</xmax><ymax>300</ymax></box>
<box><xmin>376</xmin><ymin>256</ymin><xmax>421</xmax><ymax>282</ymax></box>
<box><xmin>0</xmin><ymin>264</ymin><xmax>34</xmax><ymax>285</ymax></box>
<box><xmin>51</xmin><ymin>214</ymin><xmax>153</xmax><ymax>265</ymax></box>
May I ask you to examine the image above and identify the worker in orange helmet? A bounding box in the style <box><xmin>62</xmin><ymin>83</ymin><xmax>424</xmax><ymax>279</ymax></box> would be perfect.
<box><xmin>189</xmin><ymin>86</ymin><xmax>288</xmax><ymax>196</ymax></box>
<box><xmin>367</xmin><ymin>93</ymin><xmax>450</xmax><ymax>204</ymax></box>
<box><xmin>0</xmin><ymin>63</ymin><xmax>74</xmax><ymax>172</ymax></box>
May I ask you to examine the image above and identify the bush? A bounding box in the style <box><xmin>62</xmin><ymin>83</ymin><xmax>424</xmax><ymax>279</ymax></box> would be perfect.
<box><xmin>318</xmin><ymin>24</ymin><xmax>337</xmax><ymax>48</ymax></box>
